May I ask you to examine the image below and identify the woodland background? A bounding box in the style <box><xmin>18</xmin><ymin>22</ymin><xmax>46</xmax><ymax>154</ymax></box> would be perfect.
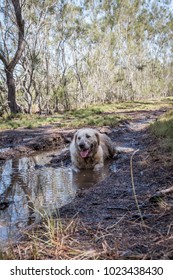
<box><xmin>0</xmin><ymin>0</ymin><xmax>173</xmax><ymax>114</ymax></box>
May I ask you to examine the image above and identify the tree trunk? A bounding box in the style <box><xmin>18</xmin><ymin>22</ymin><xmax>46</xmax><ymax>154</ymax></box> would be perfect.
<box><xmin>0</xmin><ymin>0</ymin><xmax>25</xmax><ymax>114</ymax></box>
<box><xmin>5</xmin><ymin>70</ymin><xmax>21</xmax><ymax>114</ymax></box>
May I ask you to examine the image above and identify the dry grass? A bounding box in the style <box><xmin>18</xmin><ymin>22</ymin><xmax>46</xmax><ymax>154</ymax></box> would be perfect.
<box><xmin>1</xmin><ymin>197</ymin><xmax>173</xmax><ymax>260</ymax></box>
<box><xmin>1</xmin><ymin>215</ymin><xmax>121</xmax><ymax>260</ymax></box>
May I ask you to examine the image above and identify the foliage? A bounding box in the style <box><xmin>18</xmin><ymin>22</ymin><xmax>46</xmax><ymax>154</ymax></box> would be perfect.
<box><xmin>151</xmin><ymin>109</ymin><xmax>173</xmax><ymax>153</ymax></box>
<box><xmin>0</xmin><ymin>0</ymin><xmax>173</xmax><ymax>113</ymax></box>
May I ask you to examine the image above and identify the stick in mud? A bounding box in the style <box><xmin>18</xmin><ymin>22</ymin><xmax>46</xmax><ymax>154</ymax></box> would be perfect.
<box><xmin>130</xmin><ymin>149</ymin><xmax>145</xmax><ymax>225</ymax></box>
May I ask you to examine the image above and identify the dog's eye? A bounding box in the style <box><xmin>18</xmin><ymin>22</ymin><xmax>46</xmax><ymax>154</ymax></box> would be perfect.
<box><xmin>86</xmin><ymin>134</ymin><xmax>91</xmax><ymax>138</ymax></box>
<box><xmin>78</xmin><ymin>136</ymin><xmax>81</xmax><ymax>140</ymax></box>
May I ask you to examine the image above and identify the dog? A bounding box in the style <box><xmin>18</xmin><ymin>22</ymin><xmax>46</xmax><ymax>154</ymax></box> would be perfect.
<box><xmin>70</xmin><ymin>128</ymin><xmax>117</xmax><ymax>171</ymax></box>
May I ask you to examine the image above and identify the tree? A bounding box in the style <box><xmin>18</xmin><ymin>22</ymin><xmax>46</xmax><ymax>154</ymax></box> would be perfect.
<box><xmin>0</xmin><ymin>0</ymin><xmax>172</xmax><ymax>113</ymax></box>
<box><xmin>0</xmin><ymin>0</ymin><xmax>25</xmax><ymax>113</ymax></box>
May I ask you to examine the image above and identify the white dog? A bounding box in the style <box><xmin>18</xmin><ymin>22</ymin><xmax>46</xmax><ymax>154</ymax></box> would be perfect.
<box><xmin>70</xmin><ymin>128</ymin><xmax>117</xmax><ymax>171</ymax></box>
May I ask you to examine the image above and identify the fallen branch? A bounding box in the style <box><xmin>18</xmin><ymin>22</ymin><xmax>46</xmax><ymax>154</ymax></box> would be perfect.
<box><xmin>150</xmin><ymin>186</ymin><xmax>173</xmax><ymax>202</ymax></box>
<box><xmin>159</xmin><ymin>186</ymin><xmax>173</xmax><ymax>195</ymax></box>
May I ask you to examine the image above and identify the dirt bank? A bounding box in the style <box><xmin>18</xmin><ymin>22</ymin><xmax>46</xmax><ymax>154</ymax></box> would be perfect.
<box><xmin>0</xmin><ymin>126</ymin><xmax>73</xmax><ymax>160</ymax></box>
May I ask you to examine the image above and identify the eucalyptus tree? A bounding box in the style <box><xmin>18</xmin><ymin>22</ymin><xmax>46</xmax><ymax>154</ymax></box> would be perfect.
<box><xmin>18</xmin><ymin>0</ymin><xmax>58</xmax><ymax>113</ymax></box>
<box><xmin>82</xmin><ymin>0</ymin><xmax>173</xmax><ymax>102</ymax></box>
<box><xmin>0</xmin><ymin>0</ymin><xmax>172</xmax><ymax>114</ymax></box>
<box><xmin>18</xmin><ymin>0</ymin><xmax>86</xmax><ymax>113</ymax></box>
<box><xmin>0</xmin><ymin>0</ymin><xmax>25</xmax><ymax>113</ymax></box>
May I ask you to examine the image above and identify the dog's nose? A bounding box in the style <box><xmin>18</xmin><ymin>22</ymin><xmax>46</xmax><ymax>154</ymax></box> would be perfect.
<box><xmin>79</xmin><ymin>143</ymin><xmax>85</xmax><ymax>149</ymax></box>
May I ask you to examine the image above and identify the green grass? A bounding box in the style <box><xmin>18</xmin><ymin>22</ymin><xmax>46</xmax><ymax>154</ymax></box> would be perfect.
<box><xmin>66</xmin><ymin>107</ymin><xmax>123</xmax><ymax>127</ymax></box>
<box><xmin>0</xmin><ymin>97</ymin><xmax>173</xmax><ymax>131</ymax></box>
<box><xmin>0</xmin><ymin>113</ymin><xmax>64</xmax><ymax>130</ymax></box>
<box><xmin>0</xmin><ymin>107</ymin><xmax>124</xmax><ymax>130</ymax></box>
<box><xmin>151</xmin><ymin>110</ymin><xmax>173</xmax><ymax>153</ymax></box>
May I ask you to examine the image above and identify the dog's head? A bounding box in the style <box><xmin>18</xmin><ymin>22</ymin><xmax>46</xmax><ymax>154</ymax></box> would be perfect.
<box><xmin>74</xmin><ymin>128</ymin><xmax>100</xmax><ymax>158</ymax></box>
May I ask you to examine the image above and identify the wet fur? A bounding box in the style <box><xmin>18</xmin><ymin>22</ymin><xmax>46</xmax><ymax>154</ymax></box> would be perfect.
<box><xmin>70</xmin><ymin>128</ymin><xmax>117</xmax><ymax>171</ymax></box>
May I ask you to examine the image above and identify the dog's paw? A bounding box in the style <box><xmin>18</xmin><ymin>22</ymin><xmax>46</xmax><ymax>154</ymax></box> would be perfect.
<box><xmin>94</xmin><ymin>163</ymin><xmax>104</xmax><ymax>171</ymax></box>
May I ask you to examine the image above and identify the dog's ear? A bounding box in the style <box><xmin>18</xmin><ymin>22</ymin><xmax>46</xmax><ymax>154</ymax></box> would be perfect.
<box><xmin>95</xmin><ymin>132</ymin><xmax>100</xmax><ymax>146</ymax></box>
<box><xmin>74</xmin><ymin>131</ymin><xmax>78</xmax><ymax>143</ymax></box>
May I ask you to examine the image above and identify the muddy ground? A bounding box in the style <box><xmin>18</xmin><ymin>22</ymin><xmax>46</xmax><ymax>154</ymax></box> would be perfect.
<box><xmin>1</xmin><ymin>109</ymin><xmax>173</xmax><ymax>259</ymax></box>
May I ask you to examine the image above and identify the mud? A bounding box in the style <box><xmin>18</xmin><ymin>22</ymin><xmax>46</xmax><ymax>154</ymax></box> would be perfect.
<box><xmin>59</xmin><ymin>109</ymin><xmax>173</xmax><ymax>259</ymax></box>
<box><xmin>0</xmin><ymin>126</ymin><xmax>74</xmax><ymax>160</ymax></box>
<box><xmin>1</xmin><ymin>109</ymin><xmax>173</xmax><ymax>259</ymax></box>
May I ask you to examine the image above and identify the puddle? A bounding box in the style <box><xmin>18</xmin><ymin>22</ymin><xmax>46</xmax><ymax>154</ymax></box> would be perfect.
<box><xmin>127</xmin><ymin>117</ymin><xmax>155</xmax><ymax>132</ymax></box>
<box><xmin>0</xmin><ymin>147</ymin><xmax>11</xmax><ymax>153</ymax></box>
<box><xmin>0</xmin><ymin>151</ymin><xmax>111</xmax><ymax>244</ymax></box>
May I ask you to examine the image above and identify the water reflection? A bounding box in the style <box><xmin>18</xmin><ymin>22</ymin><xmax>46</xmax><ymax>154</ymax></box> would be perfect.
<box><xmin>0</xmin><ymin>152</ymin><xmax>111</xmax><ymax>244</ymax></box>
<box><xmin>0</xmin><ymin>147</ymin><xmax>11</xmax><ymax>153</ymax></box>
<box><xmin>0</xmin><ymin>154</ymin><xmax>74</xmax><ymax>244</ymax></box>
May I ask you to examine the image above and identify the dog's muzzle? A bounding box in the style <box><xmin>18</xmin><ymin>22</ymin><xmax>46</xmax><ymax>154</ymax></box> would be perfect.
<box><xmin>79</xmin><ymin>149</ymin><xmax>90</xmax><ymax>158</ymax></box>
<box><xmin>78</xmin><ymin>142</ymin><xmax>91</xmax><ymax>158</ymax></box>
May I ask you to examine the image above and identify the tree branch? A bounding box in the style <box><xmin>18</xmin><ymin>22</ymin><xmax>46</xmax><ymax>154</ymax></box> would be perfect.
<box><xmin>8</xmin><ymin>0</ymin><xmax>25</xmax><ymax>71</ymax></box>
<box><xmin>0</xmin><ymin>52</ymin><xmax>8</xmax><ymax>68</ymax></box>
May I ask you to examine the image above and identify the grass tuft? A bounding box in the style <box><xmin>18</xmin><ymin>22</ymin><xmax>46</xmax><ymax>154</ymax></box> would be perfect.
<box><xmin>0</xmin><ymin>215</ymin><xmax>117</xmax><ymax>260</ymax></box>
<box><xmin>150</xmin><ymin>110</ymin><xmax>173</xmax><ymax>153</ymax></box>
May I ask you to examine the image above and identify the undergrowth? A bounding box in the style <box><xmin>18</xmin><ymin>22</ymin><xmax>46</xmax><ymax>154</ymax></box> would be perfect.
<box><xmin>0</xmin><ymin>97</ymin><xmax>173</xmax><ymax>130</ymax></box>
<box><xmin>151</xmin><ymin>110</ymin><xmax>173</xmax><ymax>154</ymax></box>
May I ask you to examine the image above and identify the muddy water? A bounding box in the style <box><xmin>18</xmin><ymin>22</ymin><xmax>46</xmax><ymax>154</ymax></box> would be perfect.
<box><xmin>0</xmin><ymin>151</ymin><xmax>111</xmax><ymax>244</ymax></box>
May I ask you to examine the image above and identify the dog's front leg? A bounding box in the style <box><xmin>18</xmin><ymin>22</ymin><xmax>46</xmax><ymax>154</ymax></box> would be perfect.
<box><xmin>94</xmin><ymin>162</ymin><xmax>104</xmax><ymax>171</ymax></box>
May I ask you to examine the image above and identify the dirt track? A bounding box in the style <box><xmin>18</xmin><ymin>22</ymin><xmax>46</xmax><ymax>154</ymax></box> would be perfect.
<box><xmin>58</xmin><ymin>109</ymin><xmax>173</xmax><ymax>259</ymax></box>
<box><xmin>1</xmin><ymin>109</ymin><xmax>173</xmax><ymax>259</ymax></box>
